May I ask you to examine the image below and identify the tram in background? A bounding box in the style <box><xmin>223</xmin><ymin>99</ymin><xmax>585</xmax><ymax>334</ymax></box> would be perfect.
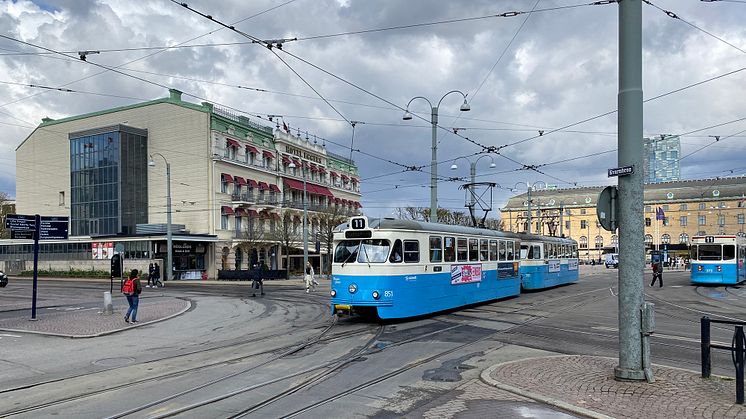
<box><xmin>518</xmin><ymin>235</ymin><xmax>579</xmax><ymax>290</ymax></box>
<box><xmin>690</xmin><ymin>235</ymin><xmax>746</xmax><ymax>285</ymax></box>
<box><xmin>331</xmin><ymin>216</ymin><xmax>523</xmax><ymax>319</ymax></box>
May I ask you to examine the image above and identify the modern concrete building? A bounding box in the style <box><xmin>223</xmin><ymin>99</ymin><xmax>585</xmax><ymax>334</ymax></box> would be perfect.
<box><xmin>501</xmin><ymin>177</ymin><xmax>746</xmax><ymax>261</ymax></box>
<box><xmin>3</xmin><ymin>89</ymin><xmax>362</xmax><ymax>278</ymax></box>
<box><xmin>643</xmin><ymin>135</ymin><xmax>681</xmax><ymax>184</ymax></box>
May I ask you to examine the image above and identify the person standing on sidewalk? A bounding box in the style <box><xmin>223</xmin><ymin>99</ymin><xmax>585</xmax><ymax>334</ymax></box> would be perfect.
<box><xmin>305</xmin><ymin>262</ymin><xmax>316</xmax><ymax>293</ymax></box>
<box><xmin>123</xmin><ymin>269</ymin><xmax>143</xmax><ymax>323</ymax></box>
<box><xmin>650</xmin><ymin>260</ymin><xmax>663</xmax><ymax>288</ymax></box>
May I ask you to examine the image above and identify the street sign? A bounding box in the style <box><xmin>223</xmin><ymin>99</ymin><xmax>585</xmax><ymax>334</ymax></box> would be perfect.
<box><xmin>4</xmin><ymin>214</ymin><xmax>36</xmax><ymax>231</ymax></box>
<box><xmin>597</xmin><ymin>185</ymin><xmax>619</xmax><ymax>232</ymax></box>
<box><xmin>39</xmin><ymin>216</ymin><xmax>69</xmax><ymax>240</ymax></box>
<box><xmin>608</xmin><ymin>165</ymin><xmax>634</xmax><ymax>177</ymax></box>
<box><xmin>11</xmin><ymin>230</ymin><xmax>34</xmax><ymax>240</ymax></box>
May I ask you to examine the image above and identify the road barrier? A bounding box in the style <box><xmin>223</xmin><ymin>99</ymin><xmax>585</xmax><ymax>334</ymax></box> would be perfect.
<box><xmin>701</xmin><ymin>316</ymin><xmax>745</xmax><ymax>404</ymax></box>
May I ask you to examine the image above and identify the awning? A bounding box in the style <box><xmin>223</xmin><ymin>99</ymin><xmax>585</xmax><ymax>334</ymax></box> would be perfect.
<box><xmin>318</xmin><ymin>167</ymin><xmax>327</xmax><ymax>174</ymax></box>
<box><xmin>330</xmin><ymin>171</ymin><xmax>338</xmax><ymax>178</ymax></box>
<box><xmin>221</xmin><ymin>173</ymin><xmax>233</xmax><ymax>182</ymax></box>
<box><xmin>227</xmin><ymin>139</ymin><xmax>241</xmax><ymax>148</ymax></box>
<box><xmin>247</xmin><ymin>179</ymin><xmax>258</xmax><ymax>188</ymax></box>
<box><xmin>270</xmin><ymin>184</ymin><xmax>281</xmax><ymax>193</ymax></box>
<box><xmin>234</xmin><ymin>176</ymin><xmax>247</xmax><ymax>186</ymax></box>
<box><xmin>234</xmin><ymin>208</ymin><xmax>248</xmax><ymax>216</ymax></box>
<box><xmin>221</xmin><ymin>206</ymin><xmax>234</xmax><ymax>215</ymax></box>
<box><xmin>357</xmin><ymin>202</ymin><xmax>363</xmax><ymax>208</ymax></box>
<box><xmin>309</xmin><ymin>164</ymin><xmax>318</xmax><ymax>172</ymax></box>
<box><xmin>341</xmin><ymin>174</ymin><xmax>350</xmax><ymax>182</ymax></box>
<box><xmin>293</xmin><ymin>158</ymin><xmax>302</xmax><ymax>167</ymax></box>
<box><xmin>282</xmin><ymin>155</ymin><xmax>292</xmax><ymax>164</ymax></box>
<box><xmin>284</xmin><ymin>178</ymin><xmax>333</xmax><ymax>197</ymax></box>
<box><xmin>284</xmin><ymin>178</ymin><xmax>305</xmax><ymax>192</ymax></box>
<box><xmin>313</xmin><ymin>185</ymin><xmax>334</xmax><ymax>197</ymax></box>
<box><xmin>246</xmin><ymin>145</ymin><xmax>258</xmax><ymax>154</ymax></box>
<box><xmin>248</xmin><ymin>209</ymin><xmax>259</xmax><ymax>217</ymax></box>
<box><xmin>351</xmin><ymin>177</ymin><xmax>358</xmax><ymax>184</ymax></box>
<box><xmin>272</xmin><ymin>213</ymin><xmax>281</xmax><ymax>220</ymax></box>
<box><xmin>334</xmin><ymin>197</ymin><xmax>341</xmax><ymax>204</ymax></box>
<box><xmin>262</xmin><ymin>150</ymin><xmax>275</xmax><ymax>159</ymax></box>
<box><xmin>258</xmin><ymin>181</ymin><xmax>269</xmax><ymax>191</ymax></box>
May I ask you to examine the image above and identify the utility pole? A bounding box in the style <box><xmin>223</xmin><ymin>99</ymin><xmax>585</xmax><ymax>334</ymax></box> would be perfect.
<box><xmin>615</xmin><ymin>0</ymin><xmax>646</xmax><ymax>381</ymax></box>
<box><xmin>527</xmin><ymin>186</ymin><xmax>532</xmax><ymax>234</ymax></box>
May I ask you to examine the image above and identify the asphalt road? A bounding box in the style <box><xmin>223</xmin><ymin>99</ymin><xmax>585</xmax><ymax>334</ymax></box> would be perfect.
<box><xmin>0</xmin><ymin>267</ymin><xmax>743</xmax><ymax>418</ymax></box>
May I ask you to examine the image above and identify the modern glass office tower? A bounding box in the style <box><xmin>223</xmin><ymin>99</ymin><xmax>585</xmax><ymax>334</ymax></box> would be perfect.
<box><xmin>643</xmin><ymin>135</ymin><xmax>681</xmax><ymax>184</ymax></box>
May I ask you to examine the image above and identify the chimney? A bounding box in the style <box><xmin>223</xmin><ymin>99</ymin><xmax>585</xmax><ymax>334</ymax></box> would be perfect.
<box><xmin>169</xmin><ymin>88</ymin><xmax>182</xmax><ymax>101</ymax></box>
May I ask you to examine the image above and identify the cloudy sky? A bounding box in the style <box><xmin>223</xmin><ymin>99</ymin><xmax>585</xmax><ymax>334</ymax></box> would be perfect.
<box><xmin>1</xmin><ymin>0</ymin><xmax>745</xmax><ymax>218</ymax></box>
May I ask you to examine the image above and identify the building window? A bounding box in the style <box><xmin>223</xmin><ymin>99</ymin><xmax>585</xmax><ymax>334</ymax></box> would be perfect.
<box><xmin>580</xmin><ymin>209</ymin><xmax>587</xmax><ymax>215</ymax></box>
<box><xmin>644</xmin><ymin>234</ymin><xmax>653</xmax><ymax>245</ymax></box>
<box><xmin>662</xmin><ymin>204</ymin><xmax>669</xmax><ymax>211</ymax></box>
<box><xmin>611</xmin><ymin>235</ymin><xmax>618</xmax><ymax>247</ymax></box>
<box><xmin>679</xmin><ymin>233</ymin><xmax>689</xmax><ymax>244</ymax></box>
<box><xmin>565</xmin><ymin>221</ymin><xmax>571</xmax><ymax>231</ymax></box>
<box><xmin>221</xmin><ymin>214</ymin><xmax>229</xmax><ymax>230</ymax></box>
<box><xmin>719</xmin><ymin>202</ymin><xmax>726</xmax><ymax>208</ymax></box>
<box><xmin>663</xmin><ymin>217</ymin><xmax>670</xmax><ymax>226</ymax></box>
<box><xmin>661</xmin><ymin>234</ymin><xmax>671</xmax><ymax>244</ymax></box>
<box><xmin>221</xmin><ymin>180</ymin><xmax>228</xmax><ymax>194</ymax></box>
<box><xmin>579</xmin><ymin>236</ymin><xmax>588</xmax><ymax>249</ymax></box>
<box><xmin>594</xmin><ymin>235</ymin><xmax>603</xmax><ymax>249</ymax></box>
<box><xmin>645</xmin><ymin>205</ymin><xmax>652</xmax><ymax>213</ymax></box>
<box><xmin>698</xmin><ymin>215</ymin><xmax>706</xmax><ymax>226</ymax></box>
<box><xmin>59</xmin><ymin>191</ymin><xmax>65</xmax><ymax>206</ymax></box>
<box><xmin>645</xmin><ymin>218</ymin><xmax>651</xmax><ymax>227</ymax></box>
<box><xmin>580</xmin><ymin>220</ymin><xmax>587</xmax><ymax>229</ymax></box>
<box><xmin>739</xmin><ymin>201</ymin><xmax>745</xmax><ymax>208</ymax></box>
<box><xmin>680</xmin><ymin>203</ymin><xmax>687</xmax><ymax>211</ymax></box>
<box><xmin>739</xmin><ymin>214</ymin><xmax>745</xmax><ymax>225</ymax></box>
<box><xmin>678</xmin><ymin>216</ymin><xmax>686</xmax><ymax>226</ymax></box>
<box><xmin>719</xmin><ymin>214</ymin><xmax>726</xmax><ymax>226</ymax></box>
<box><xmin>699</xmin><ymin>203</ymin><xmax>706</xmax><ymax>210</ymax></box>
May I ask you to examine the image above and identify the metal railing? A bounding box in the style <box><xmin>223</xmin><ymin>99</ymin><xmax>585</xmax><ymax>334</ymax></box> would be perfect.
<box><xmin>701</xmin><ymin>316</ymin><xmax>745</xmax><ymax>404</ymax></box>
<box><xmin>231</xmin><ymin>193</ymin><xmax>255</xmax><ymax>202</ymax></box>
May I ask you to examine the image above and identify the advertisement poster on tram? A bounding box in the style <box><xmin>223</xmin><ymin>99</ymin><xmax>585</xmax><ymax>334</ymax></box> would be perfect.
<box><xmin>568</xmin><ymin>259</ymin><xmax>579</xmax><ymax>270</ymax></box>
<box><xmin>451</xmin><ymin>264</ymin><xmax>482</xmax><ymax>285</ymax></box>
<box><xmin>548</xmin><ymin>259</ymin><xmax>561</xmax><ymax>273</ymax></box>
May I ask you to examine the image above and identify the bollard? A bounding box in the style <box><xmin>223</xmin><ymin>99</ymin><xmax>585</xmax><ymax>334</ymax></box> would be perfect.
<box><xmin>103</xmin><ymin>291</ymin><xmax>114</xmax><ymax>315</ymax></box>
<box><xmin>736</xmin><ymin>326</ymin><xmax>744</xmax><ymax>405</ymax></box>
<box><xmin>701</xmin><ymin>316</ymin><xmax>711</xmax><ymax>378</ymax></box>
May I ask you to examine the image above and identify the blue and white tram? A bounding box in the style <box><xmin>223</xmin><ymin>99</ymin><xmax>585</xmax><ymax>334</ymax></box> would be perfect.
<box><xmin>690</xmin><ymin>235</ymin><xmax>746</xmax><ymax>285</ymax></box>
<box><xmin>331</xmin><ymin>216</ymin><xmax>522</xmax><ymax>319</ymax></box>
<box><xmin>518</xmin><ymin>235</ymin><xmax>579</xmax><ymax>290</ymax></box>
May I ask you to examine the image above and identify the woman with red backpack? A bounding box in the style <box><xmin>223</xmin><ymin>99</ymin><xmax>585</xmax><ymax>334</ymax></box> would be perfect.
<box><xmin>122</xmin><ymin>269</ymin><xmax>143</xmax><ymax>323</ymax></box>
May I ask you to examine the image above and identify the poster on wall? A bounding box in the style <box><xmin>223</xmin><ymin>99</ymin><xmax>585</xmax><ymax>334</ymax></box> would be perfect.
<box><xmin>91</xmin><ymin>242</ymin><xmax>114</xmax><ymax>259</ymax></box>
<box><xmin>451</xmin><ymin>264</ymin><xmax>482</xmax><ymax>285</ymax></box>
<box><xmin>91</xmin><ymin>243</ymin><xmax>99</xmax><ymax>259</ymax></box>
<box><xmin>548</xmin><ymin>259</ymin><xmax>561</xmax><ymax>273</ymax></box>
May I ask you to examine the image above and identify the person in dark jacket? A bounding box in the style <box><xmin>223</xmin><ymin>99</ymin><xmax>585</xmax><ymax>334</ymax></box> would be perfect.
<box><xmin>147</xmin><ymin>263</ymin><xmax>155</xmax><ymax>288</ymax></box>
<box><xmin>124</xmin><ymin>269</ymin><xmax>143</xmax><ymax>323</ymax></box>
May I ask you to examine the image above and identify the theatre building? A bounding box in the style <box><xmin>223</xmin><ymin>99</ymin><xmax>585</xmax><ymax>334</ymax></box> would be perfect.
<box><xmin>3</xmin><ymin>89</ymin><xmax>362</xmax><ymax>279</ymax></box>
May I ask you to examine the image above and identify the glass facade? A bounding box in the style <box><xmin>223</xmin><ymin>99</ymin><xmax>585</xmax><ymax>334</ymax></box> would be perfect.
<box><xmin>643</xmin><ymin>135</ymin><xmax>681</xmax><ymax>184</ymax></box>
<box><xmin>70</xmin><ymin>125</ymin><xmax>148</xmax><ymax>236</ymax></box>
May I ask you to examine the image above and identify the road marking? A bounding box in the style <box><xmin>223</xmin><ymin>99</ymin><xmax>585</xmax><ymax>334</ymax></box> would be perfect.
<box><xmin>670</xmin><ymin>285</ymin><xmax>683</xmax><ymax>288</ymax></box>
<box><xmin>0</xmin><ymin>333</ymin><xmax>21</xmax><ymax>338</ymax></box>
<box><xmin>46</xmin><ymin>307</ymin><xmax>85</xmax><ymax>311</ymax></box>
<box><xmin>592</xmin><ymin>326</ymin><xmax>728</xmax><ymax>346</ymax></box>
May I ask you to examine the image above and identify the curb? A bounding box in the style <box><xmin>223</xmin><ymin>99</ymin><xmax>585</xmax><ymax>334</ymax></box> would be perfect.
<box><xmin>0</xmin><ymin>298</ymin><xmax>192</xmax><ymax>339</ymax></box>
<box><xmin>480</xmin><ymin>355</ymin><xmax>615</xmax><ymax>419</ymax></box>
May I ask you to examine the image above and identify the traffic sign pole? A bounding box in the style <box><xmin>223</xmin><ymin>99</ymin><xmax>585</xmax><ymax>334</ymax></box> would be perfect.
<box><xmin>31</xmin><ymin>214</ymin><xmax>40</xmax><ymax>321</ymax></box>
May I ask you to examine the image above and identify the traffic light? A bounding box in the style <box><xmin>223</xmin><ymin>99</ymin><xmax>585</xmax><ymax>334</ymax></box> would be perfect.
<box><xmin>111</xmin><ymin>253</ymin><xmax>122</xmax><ymax>277</ymax></box>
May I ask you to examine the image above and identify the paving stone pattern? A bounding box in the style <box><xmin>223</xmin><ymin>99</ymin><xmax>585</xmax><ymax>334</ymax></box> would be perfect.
<box><xmin>490</xmin><ymin>355</ymin><xmax>746</xmax><ymax>419</ymax></box>
<box><xmin>0</xmin><ymin>297</ymin><xmax>188</xmax><ymax>337</ymax></box>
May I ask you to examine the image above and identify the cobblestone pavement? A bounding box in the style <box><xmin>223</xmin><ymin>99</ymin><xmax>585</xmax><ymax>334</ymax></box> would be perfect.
<box><xmin>0</xmin><ymin>296</ymin><xmax>190</xmax><ymax>337</ymax></box>
<box><xmin>485</xmin><ymin>355</ymin><xmax>746</xmax><ymax>419</ymax></box>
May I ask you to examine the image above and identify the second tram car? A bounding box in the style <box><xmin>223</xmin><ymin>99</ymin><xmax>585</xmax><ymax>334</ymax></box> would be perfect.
<box><xmin>519</xmin><ymin>235</ymin><xmax>579</xmax><ymax>290</ymax></box>
<box><xmin>690</xmin><ymin>235</ymin><xmax>746</xmax><ymax>285</ymax></box>
<box><xmin>331</xmin><ymin>217</ymin><xmax>522</xmax><ymax>319</ymax></box>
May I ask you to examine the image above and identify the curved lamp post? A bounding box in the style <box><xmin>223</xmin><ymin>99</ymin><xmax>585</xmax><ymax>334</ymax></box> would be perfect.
<box><xmin>403</xmin><ymin>90</ymin><xmax>470</xmax><ymax>223</ymax></box>
<box><xmin>148</xmin><ymin>153</ymin><xmax>172</xmax><ymax>282</ymax></box>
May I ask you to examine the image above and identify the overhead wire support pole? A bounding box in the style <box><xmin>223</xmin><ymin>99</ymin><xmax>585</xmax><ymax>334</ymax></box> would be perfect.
<box><xmin>615</xmin><ymin>0</ymin><xmax>646</xmax><ymax>382</ymax></box>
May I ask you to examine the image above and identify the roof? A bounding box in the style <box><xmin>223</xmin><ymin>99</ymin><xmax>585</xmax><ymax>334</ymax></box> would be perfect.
<box><xmin>339</xmin><ymin>217</ymin><xmax>526</xmax><ymax>239</ymax></box>
<box><xmin>502</xmin><ymin>177</ymin><xmax>746</xmax><ymax>210</ymax></box>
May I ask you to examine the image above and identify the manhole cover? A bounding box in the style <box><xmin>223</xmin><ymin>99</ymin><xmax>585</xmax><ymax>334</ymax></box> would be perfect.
<box><xmin>92</xmin><ymin>357</ymin><xmax>135</xmax><ymax>367</ymax></box>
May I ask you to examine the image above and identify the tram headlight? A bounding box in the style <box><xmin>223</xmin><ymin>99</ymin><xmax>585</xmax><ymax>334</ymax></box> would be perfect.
<box><xmin>697</xmin><ymin>265</ymin><xmax>703</xmax><ymax>272</ymax></box>
<box><xmin>717</xmin><ymin>265</ymin><xmax>722</xmax><ymax>272</ymax></box>
<box><xmin>348</xmin><ymin>283</ymin><xmax>358</xmax><ymax>294</ymax></box>
<box><xmin>330</xmin><ymin>289</ymin><xmax>337</xmax><ymax>297</ymax></box>
<box><xmin>372</xmin><ymin>291</ymin><xmax>380</xmax><ymax>300</ymax></box>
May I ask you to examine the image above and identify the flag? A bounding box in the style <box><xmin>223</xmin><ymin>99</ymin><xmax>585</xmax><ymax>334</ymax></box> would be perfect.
<box><xmin>282</xmin><ymin>122</ymin><xmax>289</xmax><ymax>133</ymax></box>
<box><xmin>656</xmin><ymin>207</ymin><xmax>665</xmax><ymax>221</ymax></box>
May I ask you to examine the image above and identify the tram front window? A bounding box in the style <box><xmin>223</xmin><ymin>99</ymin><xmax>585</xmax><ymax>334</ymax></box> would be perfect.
<box><xmin>723</xmin><ymin>244</ymin><xmax>736</xmax><ymax>260</ymax></box>
<box><xmin>358</xmin><ymin>239</ymin><xmax>391</xmax><ymax>263</ymax></box>
<box><xmin>335</xmin><ymin>240</ymin><xmax>360</xmax><ymax>263</ymax></box>
<box><xmin>698</xmin><ymin>244</ymin><xmax>722</xmax><ymax>261</ymax></box>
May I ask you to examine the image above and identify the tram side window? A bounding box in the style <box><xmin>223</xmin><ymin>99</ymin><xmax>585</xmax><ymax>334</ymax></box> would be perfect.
<box><xmin>480</xmin><ymin>239</ymin><xmax>489</xmax><ymax>261</ymax></box>
<box><xmin>469</xmin><ymin>238</ymin><xmax>479</xmax><ymax>262</ymax></box>
<box><xmin>445</xmin><ymin>237</ymin><xmax>456</xmax><ymax>262</ymax></box>
<box><xmin>334</xmin><ymin>240</ymin><xmax>360</xmax><ymax>263</ymax></box>
<box><xmin>457</xmin><ymin>238</ymin><xmax>468</xmax><ymax>262</ymax></box>
<box><xmin>507</xmin><ymin>241</ymin><xmax>514</xmax><ymax>260</ymax></box>
<box><xmin>533</xmin><ymin>245</ymin><xmax>542</xmax><ymax>259</ymax></box>
<box><xmin>690</xmin><ymin>245</ymin><xmax>698</xmax><ymax>260</ymax></box>
<box><xmin>429</xmin><ymin>236</ymin><xmax>442</xmax><ymax>263</ymax></box>
<box><xmin>490</xmin><ymin>240</ymin><xmax>498</xmax><ymax>261</ymax></box>
<box><xmin>499</xmin><ymin>240</ymin><xmax>507</xmax><ymax>261</ymax></box>
<box><xmin>572</xmin><ymin>245</ymin><xmax>578</xmax><ymax>258</ymax></box>
<box><xmin>403</xmin><ymin>240</ymin><xmax>420</xmax><ymax>263</ymax></box>
<box><xmin>723</xmin><ymin>245</ymin><xmax>735</xmax><ymax>261</ymax></box>
<box><xmin>389</xmin><ymin>239</ymin><xmax>403</xmax><ymax>263</ymax></box>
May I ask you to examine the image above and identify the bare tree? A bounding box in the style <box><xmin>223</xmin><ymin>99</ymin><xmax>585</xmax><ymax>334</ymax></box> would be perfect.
<box><xmin>0</xmin><ymin>192</ymin><xmax>12</xmax><ymax>239</ymax></box>
<box><xmin>317</xmin><ymin>204</ymin><xmax>348</xmax><ymax>278</ymax></box>
<box><xmin>267</xmin><ymin>210</ymin><xmax>302</xmax><ymax>277</ymax></box>
<box><xmin>235</xmin><ymin>215</ymin><xmax>268</xmax><ymax>268</ymax></box>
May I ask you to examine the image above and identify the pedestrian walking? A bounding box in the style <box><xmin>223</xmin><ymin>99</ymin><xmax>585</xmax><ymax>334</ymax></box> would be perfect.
<box><xmin>305</xmin><ymin>262</ymin><xmax>316</xmax><ymax>293</ymax></box>
<box><xmin>122</xmin><ymin>269</ymin><xmax>143</xmax><ymax>323</ymax></box>
<box><xmin>650</xmin><ymin>261</ymin><xmax>663</xmax><ymax>288</ymax></box>
<box><xmin>147</xmin><ymin>263</ymin><xmax>155</xmax><ymax>288</ymax></box>
<box><xmin>153</xmin><ymin>263</ymin><xmax>163</xmax><ymax>288</ymax></box>
<box><xmin>252</xmin><ymin>262</ymin><xmax>267</xmax><ymax>297</ymax></box>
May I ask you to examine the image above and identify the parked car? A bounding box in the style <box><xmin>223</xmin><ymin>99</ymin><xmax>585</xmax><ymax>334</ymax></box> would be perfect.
<box><xmin>605</xmin><ymin>253</ymin><xmax>619</xmax><ymax>269</ymax></box>
<box><xmin>0</xmin><ymin>270</ymin><xmax>8</xmax><ymax>287</ymax></box>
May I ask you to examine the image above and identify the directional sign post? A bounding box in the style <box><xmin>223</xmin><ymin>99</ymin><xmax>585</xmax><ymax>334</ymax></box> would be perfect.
<box><xmin>4</xmin><ymin>214</ymin><xmax>69</xmax><ymax>320</ymax></box>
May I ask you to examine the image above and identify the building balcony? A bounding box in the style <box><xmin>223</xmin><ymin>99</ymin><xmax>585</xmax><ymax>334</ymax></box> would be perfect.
<box><xmin>231</xmin><ymin>193</ymin><xmax>255</xmax><ymax>204</ymax></box>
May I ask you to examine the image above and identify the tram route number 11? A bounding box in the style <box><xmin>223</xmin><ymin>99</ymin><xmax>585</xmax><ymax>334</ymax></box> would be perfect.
<box><xmin>351</xmin><ymin>217</ymin><xmax>366</xmax><ymax>230</ymax></box>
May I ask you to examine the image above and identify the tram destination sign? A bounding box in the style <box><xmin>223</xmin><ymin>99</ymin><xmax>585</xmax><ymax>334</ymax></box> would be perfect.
<box><xmin>607</xmin><ymin>165</ymin><xmax>634</xmax><ymax>177</ymax></box>
<box><xmin>4</xmin><ymin>214</ymin><xmax>69</xmax><ymax>240</ymax></box>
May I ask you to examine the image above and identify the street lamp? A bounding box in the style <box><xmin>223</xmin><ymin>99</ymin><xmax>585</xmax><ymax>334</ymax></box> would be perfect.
<box><xmin>403</xmin><ymin>90</ymin><xmax>471</xmax><ymax>223</ymax></box>
<box><xmin>148</xmin><ymin>153</ymin><xmax>172</xmax><ymax>282</ymax></box>
<box><xmin>513</xmin><ymin>181</ymin><xmax>546</xmax><ymax>234</ymax></box>
<box><xmin>450</xmin><ymin>155</ymin><xmax>496</xmax><ymax>206</ymax></box>
<box><xmin>287</xmin><ymin>161</ymin><xmax>308</xmax><ymax>272</ymax></box>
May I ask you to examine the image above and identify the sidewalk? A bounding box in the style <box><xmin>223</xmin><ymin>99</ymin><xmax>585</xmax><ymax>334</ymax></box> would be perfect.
<box><xmin>0</xmin><ymin>296</ymin><xmax>190</xmax><ymax>338</ymax></box>
<box><xmin>482</xmin><ymin>355</ymin><xmax>746</xmax><ymax>419</ymax></box>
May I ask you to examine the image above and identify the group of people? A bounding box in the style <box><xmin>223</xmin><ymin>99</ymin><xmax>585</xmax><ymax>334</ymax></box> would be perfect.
<box><xmin>147</xmin><ymin>263</ymin><xmax>163</xmax><ymax>288</ymax></box>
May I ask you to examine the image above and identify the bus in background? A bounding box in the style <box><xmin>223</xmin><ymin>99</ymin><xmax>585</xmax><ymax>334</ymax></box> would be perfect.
<box><xmin>690</xmin><ymin>235</ymin><xmax>746</xmax><ymax>285</ymax></box>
